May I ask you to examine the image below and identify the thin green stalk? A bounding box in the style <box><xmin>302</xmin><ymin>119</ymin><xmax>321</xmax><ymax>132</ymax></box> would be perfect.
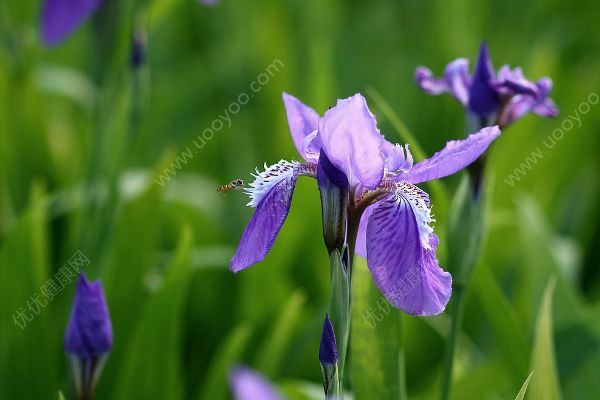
<box><xmin>439</xmin><ymin>284</ymin><xmax>466</xmax><ymax>400</ymax></box>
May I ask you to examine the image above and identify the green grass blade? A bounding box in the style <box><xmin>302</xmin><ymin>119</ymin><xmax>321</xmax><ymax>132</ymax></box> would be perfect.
<box><xmin>529</xmin><ymin>278</ymin><xmax>562</xmax><ymax>400</ymax></box>
<box><xmin>515</xmin><ymin>371</ymin><xmax>534</xmax><ymax>400</ymax></box>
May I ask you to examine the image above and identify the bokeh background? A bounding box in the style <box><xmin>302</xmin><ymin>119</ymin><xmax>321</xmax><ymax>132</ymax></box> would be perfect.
<box><xmin>1</xmin><ymin>0</ymin><xmax>599</xmax><ymax>399</ymax></box>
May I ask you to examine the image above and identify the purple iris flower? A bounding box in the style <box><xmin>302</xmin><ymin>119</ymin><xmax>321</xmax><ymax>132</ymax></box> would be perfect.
<box><xmin>415</xmin><ymin>42</ymin><xmax>558</xmax><ymax>128</ymax></box>
<box><xmin>230</xmin><ymin>92</ymin><xmax>500</xmax><ymax>316</ymax></box>
<box><xmin>229</xmin><ymin>366</ymin><xmax>284</xmax><ymax>400</ymax></box>
<box><xmin>65</xmin><ymin>273</ymin><xmax>112</xmax><ymax>399</ymax></box>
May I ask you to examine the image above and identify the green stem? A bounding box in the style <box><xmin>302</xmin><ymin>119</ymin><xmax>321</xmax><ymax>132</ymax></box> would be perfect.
<box><xmin>439</xmin><ymin>284</ymin><xmax>466</xmax><ymax>400</ymax></box>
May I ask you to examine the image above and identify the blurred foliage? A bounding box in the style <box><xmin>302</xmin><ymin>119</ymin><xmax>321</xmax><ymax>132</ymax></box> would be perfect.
<box><xmin>1</xmin><ymin>0</ymin><xmax>599</xmax><ymax>399</ymax></box>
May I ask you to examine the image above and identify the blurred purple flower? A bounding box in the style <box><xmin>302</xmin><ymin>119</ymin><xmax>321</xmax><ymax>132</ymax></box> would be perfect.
<box><xmin>40</xmin><ymin>0</ymin><xmax>102</xmax><ymax>46</ymax></box>
<box><xmin>40</xmin><ymin>0</ymin><xmax>216</xmax><ymax>47</ymax></box>
<box><xmin>415</xmin><ymin>42</ymin><xmax>558</xmax><ymax>127</ymax></box>
<box><xmin>229</xmin><ymin>366</ymin><xmax>284</xmax><ymax>400</ymax></box>
<box><xmin>65</xmin><ymin>273</ymin><xmax>112</xmax><ymax>399</ymax></box>
<box><xmin>230</xmin><ymin>92</ymin><xmax>500</xmax><ymax>316</ymax></box>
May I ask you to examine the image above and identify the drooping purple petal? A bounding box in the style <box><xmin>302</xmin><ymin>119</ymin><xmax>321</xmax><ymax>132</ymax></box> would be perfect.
<box><xmin>65</xmin><ymin>274</ymin><xmax>113</xmax><ymax>358</ymax></box>
<box><xmin>414</xmin><ymin>67</ymin><xmax>448</xmax><ymax>95</ymax></box>
<box><xmin>365</xmin><ymin>188</ymin><xmax>451</xmax><ymax>316</ymax></box>
<box><xmin>414</xmin><ymin>59</ymin><xmax>471</xmax><ymax>105</ymax></box>
<box><xmin>41</xmin><ymin>0</ymin><xmax>103</xmax><ymax>47</ymax></box>
<box><xmin>319</xmin><ymin>314</ymin><xmax>338</xmax><ymax>365</ymax></box>
<box><xmin>282</xmin><ymin>93</ymin><xmax>320</xmax><ymax>162</ymax></box>
<box><xmin>229</xmin><ymin>366</ymin><xmax>284</xmax><ymax>400</ymax></box>
<box><xmin>467</xmin><ymin>42</ymin><xmax>499</xmax><ymax>117</ymax></box>
<box><xmin>230</xmin><ymin>161</ymin><xmax>299</xmax><ymax>272</ymax></box>
<box><xmin>495</xmin><ymin>66</ymin><xmax>538</xmax><ymax>96</ymax></box>
<box><xmin>397</xmin><ymin>126</ymin><xmax>501</xmax><ymax>185</ymax></box>
<box><xmin>499</xmin><ymin>77</ymin><xmax>558</xmax><ymax>126</ymax></box>
<box><xmin>318</xmin><ymin>94</ymin><xmax>385</xmax><ymax>189</ymax></box>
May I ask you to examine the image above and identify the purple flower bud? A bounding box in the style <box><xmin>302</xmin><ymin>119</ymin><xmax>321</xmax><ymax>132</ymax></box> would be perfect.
<box><xmin>319</xmin><ymin>314</ymin><xmax>338</xmax><ymax>365</ymax></box>
<box><xmin>65</xmin><ymin>274</ymin><xmax>112</xmax><ymax>357</ymax></box>
<box><xmin>65</xmin><ymin>273</ymin><xmax>112</xmax><ymax>399</ymax></box>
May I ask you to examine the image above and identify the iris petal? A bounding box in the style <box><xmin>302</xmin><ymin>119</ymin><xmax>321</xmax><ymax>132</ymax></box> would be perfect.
<box><xmin>415</xmin><ymin>59</ymin><xmax>470</xmax><ymax>105</ymax></box>
<box><xmin>397</xmin><ymin>126</ymin><xmax>500</xmax><ymax>185</ymax></box>
<box><xmin>41</xmin><ymin>0</ymin><xmax>102</xmax><ymax>46</ymax></box>
<box><xmin>366</xmin><ymin>188</ymin><xmax>451</xmax><ymax>316</ymax></box>
<box><xmin>442</xmin><ymin>58</ymin><xmax>471</xmax><ymax>105</ymax></box>
<box><xmin>467</xmin><ymin>42</ymin><xmax>500</xmax><ymax>117</ymax></box>
<box><xmin>230</xmin><ymin>161</ymin><xmax>299</xmax><ymax>272</ymax></box>
<box><xmin>319</xmin><ymin>94</ymin><xmax>385</xmax><ymax>189</ymax></box>
<box><xmin>282</xmin><ymin>93</ymin><xmax>320</xmax><ymax>161</ymax></box>
<box><xmin>383</xmin><ymin>141</ymin><xmax>413</xmax><ymax>173</ymax></box>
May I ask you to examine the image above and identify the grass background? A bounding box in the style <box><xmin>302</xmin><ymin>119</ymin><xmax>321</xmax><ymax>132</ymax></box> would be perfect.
<box><xmin>1</xmin><ymin>0</ymin><xmax>599</xmax><ymax>399</ymax></box>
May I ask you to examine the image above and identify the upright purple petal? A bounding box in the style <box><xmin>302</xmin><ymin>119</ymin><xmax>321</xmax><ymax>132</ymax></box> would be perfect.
<box><xmin>366</xmin><ymin>188</ymin><xmax>451</xmax><ymax>316</ymax></box>
<box><xmin>383</xmin><ymin>141</ymin><xmax>413</xmax><ymax>173</ymax></box>
<box><xmin>282</xmin><ymin>93</ymin><xmax>321</xmax><ymax>161</ymax></box>
<box><xmin>41</xmin><ymin>0</ymin><xmax>102</xmax><ymax>46</ymax></box>
<box><xmin>199</xmin><ymin>0</ymin><xmax>219</xmax><ymax>6</ymax></box>
<box><xmin>229</xmin><ymin>366</ymin><xmax>284</xmax><ymax>400</ymax></box>
<box><xmin>65</xmin><ymin>274</ymin><xmax>112</xmax><ymax>358</ymax></box>
<box><xmin>397</xmin><ymin>126</ymin><xmax>500</xmax><ymax>185</ymax></box>
<box><xmin>467</xmin><ymin>42</ymin><xmax>499</xmax><ymax>117</ymax></box>
<box><xmin>230</xmin><ymin>161</ymin><xmax>299</xmax><ymax>272</ymax></box>
<box><xmin>318</xmin><ymin>94</ymin><xmax>385</xmax><ymax>189</ymax></box>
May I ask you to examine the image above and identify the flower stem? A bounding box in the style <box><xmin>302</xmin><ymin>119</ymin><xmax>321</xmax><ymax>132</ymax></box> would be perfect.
<box><xmin>439</xmin><ymin>283</ymin><xmax>466</xmax><ymax>400</ymax></box>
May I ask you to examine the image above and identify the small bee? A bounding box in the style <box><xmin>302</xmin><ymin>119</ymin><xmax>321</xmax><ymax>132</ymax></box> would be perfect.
<box><xmin>217</xmin><ymin>179</ymin><xmax>244</xmax><ymax>193</ymax></box>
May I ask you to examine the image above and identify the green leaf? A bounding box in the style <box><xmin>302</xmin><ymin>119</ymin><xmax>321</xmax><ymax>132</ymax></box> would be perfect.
<box><xmin>197</xmin><ymin>323</ymin><xmax>253</xmax><ymax>400</ymax></box>
<box><xmin>350</xmin><ymin>258</ymin><xmax>406</xmax><ymax>400</ymax></box>
<box><xmin>329</xmin><ymin>249</ymin><xmax>350</xmax><ymax>381</ymax></box>
<box><xmin>515</xmin><ymin>371</ymin><xmax>533</xmax><ymax>400</ymax></box>
<box><xmin>529</xmin><ymin>278</ymin><xmax>562</xmax><ymax>400</ymax></box>
<box><xmin>111</xmin><ymin>226</ymin><xmax>193</xmax><ymax>400</ymax></box>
